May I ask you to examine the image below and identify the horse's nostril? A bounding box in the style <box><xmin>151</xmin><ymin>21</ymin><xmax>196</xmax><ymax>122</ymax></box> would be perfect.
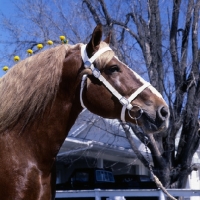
<box><xmin>158</xmin><ymin>106</ymin><xmax>169</xmax><ymax>121</ymax></box>
<box><xmin>161</xmin><ymin>107</ymin><xmax>168</xmax><ymax>117</ymax></box>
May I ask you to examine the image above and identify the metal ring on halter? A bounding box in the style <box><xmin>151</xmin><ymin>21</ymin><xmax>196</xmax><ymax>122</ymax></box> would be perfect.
<box><xmin>128</xmin><ymin>105</ymin><xmax>143</xmax><ymax>120</ymax></box>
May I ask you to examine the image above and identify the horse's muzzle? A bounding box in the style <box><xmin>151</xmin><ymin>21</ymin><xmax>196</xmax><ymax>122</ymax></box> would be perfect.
<box><xmin>141</xmin><ymin>105</ymin><xmax>170</xmax><ymax>134</ymax></box>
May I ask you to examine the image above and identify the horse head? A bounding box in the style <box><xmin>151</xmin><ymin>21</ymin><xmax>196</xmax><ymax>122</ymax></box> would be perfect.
<box><xmin>79</xmin><ymin>24</ymin><xmax>169</xmax><ymax>134</ymax></box>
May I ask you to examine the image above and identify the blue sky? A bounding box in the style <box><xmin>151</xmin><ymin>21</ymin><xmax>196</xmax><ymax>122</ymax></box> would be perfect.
<box><xmin>0</xmin><ymin>0</ymin><xmax>199</xmax><ymax>80</ymax></box>
<box><xmin>0</xmin><ymin>0</ymin><xmax>14</xmax><ymax>77</ymax></box>
<box><xmin>0</xmin><ymin>0</ymin><xmax>13</xmax><ymax>14</ymax></box>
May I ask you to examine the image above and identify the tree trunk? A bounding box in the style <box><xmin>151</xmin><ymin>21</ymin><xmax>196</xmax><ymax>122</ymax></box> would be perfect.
<box><xmin>83</xmin><ymin>0</ymin><xmax>200</xmax><ymax>189</ymax></box>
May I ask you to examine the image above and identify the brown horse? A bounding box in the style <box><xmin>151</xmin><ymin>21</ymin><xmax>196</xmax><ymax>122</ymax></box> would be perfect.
<box><xmin>0</xmin><ymin>24</ymin><xmax>169</xmax><ymax>200</ymax></box>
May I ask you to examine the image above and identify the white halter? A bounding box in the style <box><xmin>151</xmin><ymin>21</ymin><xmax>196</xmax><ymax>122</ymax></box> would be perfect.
<box><xmin>80</xmin><ymin>44</ymin><xmax>151</xmax><ymax>122</ymax></box>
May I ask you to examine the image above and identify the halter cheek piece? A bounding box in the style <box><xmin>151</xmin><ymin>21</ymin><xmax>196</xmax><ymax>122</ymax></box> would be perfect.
<box><xmin>80</xmin><ymin>44</ymin><xmax>151</xmax><ymax>122</ymax></box>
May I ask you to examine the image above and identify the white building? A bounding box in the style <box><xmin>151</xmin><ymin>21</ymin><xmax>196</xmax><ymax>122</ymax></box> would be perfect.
<box><xmin>56</xmin><ymin>109</ymin><xmax>200</xmax><ymax>199</ymax></box>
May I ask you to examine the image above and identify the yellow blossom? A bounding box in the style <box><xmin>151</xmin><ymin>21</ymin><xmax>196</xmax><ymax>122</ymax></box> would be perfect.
<box><xmin>3</xmin><ymin>66</ymin><xmax>9</xmax><ymax>71</ymax></box>
<box><xmin>59</xmin><ymin>36</ymin><xmax>65</xmax><ymax>41</ymax></box>
<box><xmin>37</xmin><ymin>44</ymin><xmax>43</xmax><ymax>49</ymax></box>
<box><xmin>47</xmin><ymin>40</ymin><xmax>53</xmax><ymax>45</ymax></box>
<box><xmin>27</xmin><ymin>49</ymin><xmax>33</xmax><ymax>55</ymax></box>
<box><xmin>14</xmin><ymin>56</ymin><xmax>20</xmax><ymax>61</ymax></box>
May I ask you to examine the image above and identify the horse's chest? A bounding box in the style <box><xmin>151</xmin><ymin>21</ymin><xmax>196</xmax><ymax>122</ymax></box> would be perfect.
<box><xmin>0</xmin><ymin>143</ymin><xmax>52</xmax><ymax>199</ymax></box>
<box><xmin>0</xmin><ymin>165</ymin><xmax>52</xmax><ymax>200</ymax></box>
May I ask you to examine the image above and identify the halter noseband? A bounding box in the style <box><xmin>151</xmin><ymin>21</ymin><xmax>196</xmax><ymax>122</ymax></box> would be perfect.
<box><xmin>80</xmin><ymin>44</ymin><xmax>151</xmax><ymax>122</ymax></box>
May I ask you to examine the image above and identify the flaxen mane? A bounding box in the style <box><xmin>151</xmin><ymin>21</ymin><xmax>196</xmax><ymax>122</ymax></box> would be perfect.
<box><xmin>0</xmin><ymin>42</ymin><xmax>113</xmax><ymax>134</ymax></box>
<box><xmin>0</xmin><ymin>44</ymin><xmax>69</xmax><ymax>133</ymax></box>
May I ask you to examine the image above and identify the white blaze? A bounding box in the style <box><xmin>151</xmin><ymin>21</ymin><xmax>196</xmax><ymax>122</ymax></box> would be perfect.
<box><xmin>114</xmin><ymin>56</ymin><xmax>163</xmax><ymax>99</ymax></box>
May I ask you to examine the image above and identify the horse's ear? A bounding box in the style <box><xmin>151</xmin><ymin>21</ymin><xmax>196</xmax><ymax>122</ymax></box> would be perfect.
<box><xmin>86</xmin><ymin>24</ymin><xmax>102</xmax><ymax>57</ymax></box>
<box><xmin>104</xmin><ymin>32</ymin><xmax>111</xmax><ymax>44</ymax></box>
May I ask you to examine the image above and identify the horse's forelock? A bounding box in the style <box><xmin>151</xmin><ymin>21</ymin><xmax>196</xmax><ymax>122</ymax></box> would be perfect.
<box><xmin>0</xmin><ymin>44</ymin><xmax>69</xmax><ymax>133</ymax></box>
<box><xmin>95</xmin><ymin>41</ymin><xmax>115</xmax><ymax>69</ymax></box>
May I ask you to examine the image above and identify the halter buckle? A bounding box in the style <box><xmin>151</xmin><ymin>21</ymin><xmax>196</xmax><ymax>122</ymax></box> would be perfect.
<box><xmin>84</xmin><ymin>61</ymin><xmax>92</xmax><ymax>68</ymax></box>
<box><xmin>127</xmin><ymin>104</ymin><xmax>133</xmax><ymax>110</ymax></box>
<box><xmin>119</xmin><ymin>97</ymin><xmax>129</xmax><ymax>106</ymax></box>
<box><xmin>93</xmin><ymin>68</ymin><xmax>101</xmax><ymax>78</ymax></box>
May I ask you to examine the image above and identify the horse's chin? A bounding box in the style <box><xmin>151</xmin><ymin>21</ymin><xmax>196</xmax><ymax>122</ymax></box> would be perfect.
<box><xmin>140</xmin><ymin>114</ymin><xmax>168</xmax><ymax>134</ymax></box>
<box><xmin>141</xmin><ymin>122</ymin><xmax>162</xmax><ymax>134</ymax></box>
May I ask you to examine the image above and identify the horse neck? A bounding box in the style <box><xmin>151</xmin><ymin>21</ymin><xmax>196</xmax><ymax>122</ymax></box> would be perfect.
<box><xmin>21</xmin><ymin>78</ymin><xmax>83</xmax><ymax>168</ymax></box>
<box><xmin>8</xmin><ymin>45</ymin><xmax>84</xmax><ymax>169</ymax></box>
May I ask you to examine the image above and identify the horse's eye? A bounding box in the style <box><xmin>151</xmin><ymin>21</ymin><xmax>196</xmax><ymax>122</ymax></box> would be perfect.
<box><xmin>108</xmin><ymin>65</ymin><xmax>120</xmax><ymax>73</ymax></box>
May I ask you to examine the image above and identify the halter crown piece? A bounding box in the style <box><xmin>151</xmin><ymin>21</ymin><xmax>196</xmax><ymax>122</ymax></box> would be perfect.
<box><xmin>80</xmin><ymin>44</ymin><xmax>151</xmax><ymax>122</ymax></box>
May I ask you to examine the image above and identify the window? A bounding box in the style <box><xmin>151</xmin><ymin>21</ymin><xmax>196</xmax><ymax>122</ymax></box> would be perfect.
<box><xmin>140</xmin><ymin>176</ymin><xmax>151</xmax><ymax>182</ymax></box>
<box><xmin>96</xmin><ymin>170</ymin><xmax>115</xmax><ymax>182</ymax></box>
<box><xmin>73</xmin><ymin>172</ymin><xmax>89</xmax><ymax>182</ymax></box>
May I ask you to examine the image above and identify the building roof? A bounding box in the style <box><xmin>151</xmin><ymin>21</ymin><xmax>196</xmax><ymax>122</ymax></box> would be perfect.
<box><xmin>57</xmin><ymin>109</ymin><xmax>150</xmax><ymax>163</ymax></box>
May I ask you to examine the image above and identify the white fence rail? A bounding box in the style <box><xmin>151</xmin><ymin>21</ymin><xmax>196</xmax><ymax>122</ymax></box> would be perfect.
<box><xmin>56</xmin><ymin>189</ymin><xmax>200</xmax><ymax>200</ymax></box>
